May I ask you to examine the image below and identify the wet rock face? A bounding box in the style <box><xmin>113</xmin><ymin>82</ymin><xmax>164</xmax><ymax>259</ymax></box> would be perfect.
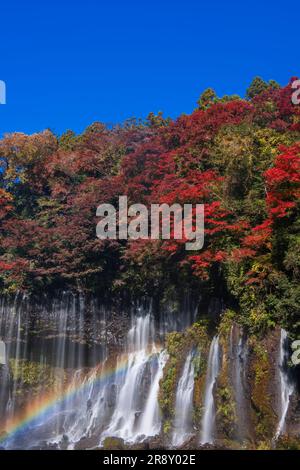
<box><xmin>205</xmin><ymin>318</ymin><xmax>300</xmax><ymax>448</ymax></box>
<box><xmin>0</xmin><ymin>292</ymin><xmax>132</xmax><ymax>368</ymax></box>
<box><xmin>215</xmin><ymin>324</ymin><xmax>292</xmax><ymax>446</ymax></box>
<box><xmin>157</xmin><ymin>314</ymin><xmax>300</xmax><ymax>449</ymax></box>
<box><xmin>169</xmin><ymin>322</ymin><xmax>297</xmax><ymax>448</ymax></box>
<box><xmin>228</xmin><ymin>324</ymin><xmax>252</xmax><ymax>442</ymax></box>
<box><xmin>215</xmin><ymin>323</ymin><xmax>253</xmax><ymax>443</ymax></box>
<box><xmin>283</xmin><ymin>362</ymin><xmax>300</xmax><ymax>439</ymax></box>
<box><xmin>247</xmin><ymin>328</ymin><xmax>282</xmax><ymax>443</ymax></box>
<box><xmin>286</xmin><ymin>393</ymin><xmax>300</xmax><ymax>438</ymax></box>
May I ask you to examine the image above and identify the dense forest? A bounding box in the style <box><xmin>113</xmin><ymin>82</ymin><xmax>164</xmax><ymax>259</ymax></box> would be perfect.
<box><xmin>0</xmin><ymin>76</ymin><xmax>299</xmax><ymax>335</ymax></box>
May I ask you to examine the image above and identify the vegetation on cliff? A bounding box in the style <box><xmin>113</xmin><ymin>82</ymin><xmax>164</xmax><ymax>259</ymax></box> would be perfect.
<box><xmin>0</xmin><ymin>77</ymin><xmax>299</xmax><ymax>334</ymax></box>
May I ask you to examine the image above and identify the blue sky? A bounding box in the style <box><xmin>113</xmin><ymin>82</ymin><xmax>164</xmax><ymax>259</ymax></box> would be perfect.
<box><xmin>0</xmin><ymin>0</ymin><xmax>298</xmax><ymax>136</ymax></box>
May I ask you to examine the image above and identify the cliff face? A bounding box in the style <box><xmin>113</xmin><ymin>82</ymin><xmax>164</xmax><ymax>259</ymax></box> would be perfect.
<box><xmin>215</xmin><ymin>322</ymin><xmax>282</xmax><ymax>447</ymax></box>
<box><xmin>0</xmin><ymin>293</ymin><xmax>299</xmax><ymax>450</ymax></box>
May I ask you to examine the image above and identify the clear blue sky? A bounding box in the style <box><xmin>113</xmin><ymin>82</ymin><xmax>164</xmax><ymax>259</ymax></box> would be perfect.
<box><xmin>0</xmin><ymin>0</ymin><xmax>298</xmax><ymax>136</ymax></box>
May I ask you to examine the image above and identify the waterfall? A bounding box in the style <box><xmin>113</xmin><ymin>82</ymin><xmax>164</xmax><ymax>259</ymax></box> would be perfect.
<box><xmin>101</xmin><ymin>314</ymin><xmax>167</xmax><ymax>443</ymax></box>
<box><xmin>275</xmin><ymin>329</ymin><xmax>293</xmax><ymax>438</ymax></box>
<box><xmin>229</xmin><ymin>325</ymin><xmax>248</xmax><ymax>440</ymax></box>
<box><xmin>0</xmin><ymin>293</ymin><xmax>107</xmax><ymax>449</ymax></box>
<box><xmin>1</xmin><ymin>292</ymin><xmax>299</xmax><ymax>449</ymax></box>
<box><xmin>0</xmin><ymin>296</ymin><xmax>171</xmax><ymax>449</ymax></box>
<box><xmin>172</xmin><ymin>350</ymin><xmax>195</xmax><ymax>447</ymax></box>
<box><xmin>0</xmin><ymin>292</ymin><xmax>206</xmax><ymax>449</ymax></box>
<box><xmin>200</xmin><ymin>335</ymin><xmax>220</xmax><ymax>445</ymax></box>
<box><xmin>137</xmin><ymin>349</ymin><xmax>168</xmax><ymax>438</ymax></box>
<box><xmin>0</xmin><ymin>339</ymin><xmax>10</xmax><ymax>418</ymax></box>
<box><xmin>0</xmin><ymin>340</ymin><xmax>6</xmax><ymax>365</ymax></box>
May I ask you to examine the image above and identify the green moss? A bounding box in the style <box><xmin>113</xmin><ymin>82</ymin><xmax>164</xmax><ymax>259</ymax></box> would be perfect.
<box><xmin>215</xmin><ymin>325</ymin><xmax>238</xmax><ymax>440</ymax></box>
<box><xmin>216</xmin><ymin>390</ymin><xmax>237</xmax><ymax>440</ymax></box>
<box><xmin>165</xmin><ymin>331</ymin><xmax>184</xmax><ymax>356</ymax></box>
<box><xmin>158</xmin><ymin>331</ymin><xmax>183</xmax><ymax>419</ymax></box>
<box><xmin>276</xmin><ymin>436</ymin><xmax>300</xmax><ymax>450</ymax></box>
<box><xmin>9</xmin><ymin>359</ymin><xmax>65</xmax><ymax>395</ymax></box>
<box><xmin>192</xmin><ymin>348</ymin><xmax>206</xmax><ymax>377</ymax></box>
<box><xmin>250</xmin><ymin>341</ymin><xmax>268</xmax><ymax>385</ymax></box>
<box><xmin>159</xmin><ymin>360</ymin><xmax>177</xmax><ymax>419</ymax></box>
<box><xmin>218</xmin><ymin>309</ymin><xmax>237</xmax><ymax>336</ymax></box>
<box><xmin>163</xmin><ymin>421</ymin><xmax>172</xmax><ymax>435</ymax></box>
<box><xmin>248</xmin><ymin>336</ymin><xmax>277</xmax><ymax>441</ymax></box>
<box><xmin>102</xmin><ymin>437</ymin><xmax>125</xmax><ymax>450</ymax></box>
<box><xmin>257</xmin><ymin>441</ymin><xmax>272</xmax><ymax>450</ymax></box>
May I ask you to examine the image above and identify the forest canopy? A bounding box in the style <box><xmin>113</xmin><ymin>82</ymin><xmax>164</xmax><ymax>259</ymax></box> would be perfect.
<box><xmin>0</xmin><ymin>77</ymin><xmax>300</xmax><ymax>334</ymax></box>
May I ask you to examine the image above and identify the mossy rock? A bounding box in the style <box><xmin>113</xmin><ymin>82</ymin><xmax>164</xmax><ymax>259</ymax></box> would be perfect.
<box><xmin>275</xmin><ymin>435</ymin><xmax>300</xmax><ymax>450</ymax></box>
<box><xmin>218</xmin><ymin>309</ymin><xmax>237</xmax><ymax>336</ymax></box>
<box><xmin>193</xmin><ymin>347</ymin><xmax>209</xmax><ymax>423</ymax></box>
<box><xmin>248</xmin><ymin>333</ymin><xmax>278</xmax><ymax>442</ymax></box>
<box><xmin>215</xmin><ymin>327</ymin><xmax>238</xmax><ymax>440</ymax></box>
<box><xmin>158</xmin><ymin>331</ymin><xmax>183</xmax><ymax>423</ymax></box>
<box><xmin>102</xmin><ymin>437</ymin><xmax>125</xmax><ymax>450</ymax></box>
<box><xmin>216</xmin><ymin>383</ymin><xmax>237</xmax><ymax>439</ymax></box>
<box><xmin>9</xmin><ymin>359</ymin><xmax>65</xmax><ymax>398</ymax></box>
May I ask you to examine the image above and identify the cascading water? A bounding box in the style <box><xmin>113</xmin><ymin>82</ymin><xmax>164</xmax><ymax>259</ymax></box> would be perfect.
<box><xmin>0</xmin><ymin>295</ymin><xmax>172</xmax><ymax>449</ymax></box>
<box><xmin>0</xmin><ymin>340</ymin><xmax>6</xmax><ymax>365</ymax></box>
<box><xmin>1</xmin><ymin>292</ymin><xmax>299</xmax><ymax>450</ymax></box>
<box><xmin>200</xmin><ymin>335</ymin><xmax>220</xmax><ymax>445</ymax></box>
<box><xmin>275</xmin><ymin>329</ymin><xmax>294</xmax><ymax>439</ymax></box>
<box><xmin>229</xmin><ymin>325</ymin><xmax>249</xmax><ymax>441</ymax></box>
<box><xmin>172</xmin><ymin>350</ymin><xmax>195</xmax><ymax>447</ymax></box>
<box><xmin>101</xmin><ymin>314</ymin><xmax>167</xmax><ymax>443</ymax></box>
<box><xmin>0</xmin><ymin>293</ymin><xmax>108</xmax><ymax>449</ymax></box>
<box><xmin>0</xmin><ymin>339</ymin><xmax>10</xmax><ymax>418</ymax></box>
<box><xmin>136</xmin><ymin>349</ymin><xmax>168</xmax><ymax>438</ymax></box>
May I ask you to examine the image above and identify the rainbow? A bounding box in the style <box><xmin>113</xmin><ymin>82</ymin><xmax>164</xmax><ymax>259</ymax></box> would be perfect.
<box><xmin>0</xmin><ymin>347</ymin><xmax>159</xmax><ymax>447</ymax></box>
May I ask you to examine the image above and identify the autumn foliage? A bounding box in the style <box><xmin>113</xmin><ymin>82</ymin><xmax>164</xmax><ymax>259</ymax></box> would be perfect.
<box><xmin>0</xmin><ymin>78</ymin><xmax>299</xmax><ymax>332</ymax></box>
